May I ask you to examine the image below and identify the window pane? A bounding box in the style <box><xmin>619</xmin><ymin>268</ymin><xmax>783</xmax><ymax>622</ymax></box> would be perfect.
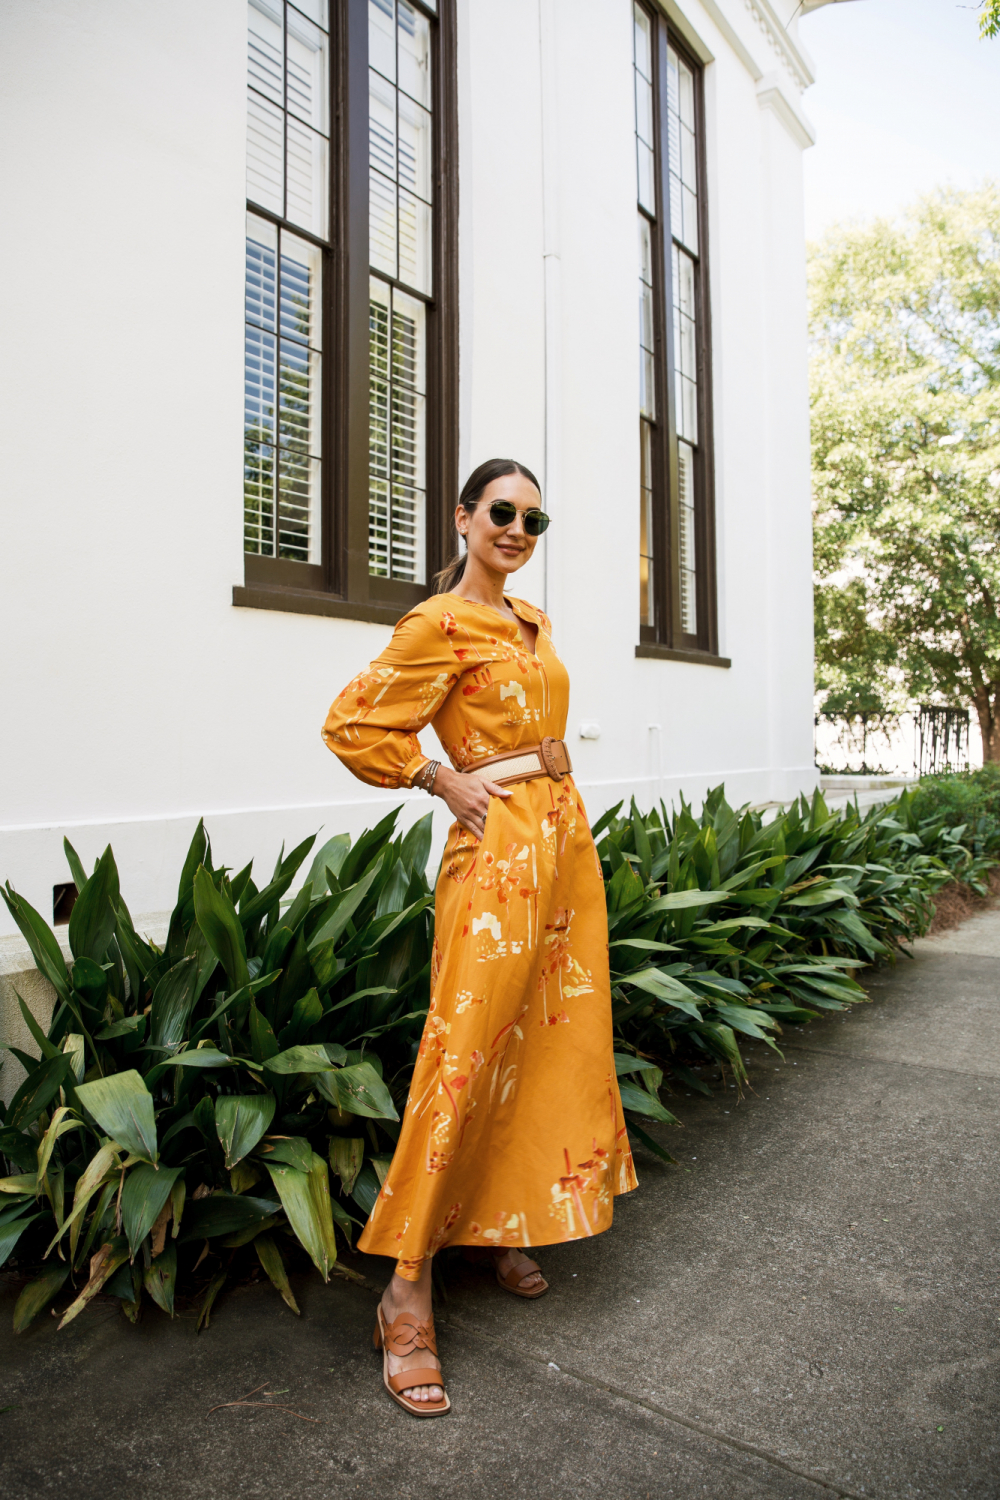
<box><xmin>285</xmin><ymin>118</ymin><xmax>328</xmax><ymax>235</ymax></box>
<box><xmin>674</xmin><ymin>244</ymin><xmax>695</xmax><ymax>318</ymax></box>
<box><xmin>667</xmin><ymin>107</ymin><xmax>680</xmax><ymax>183</ymax></box>
<box><xmin>638</xmin><ymin>212</ymin><xmax>653</xmax><ymax>285</ymax></box>
<box><xmin>392</xmin><ymin>286</ymin><xmax>426</xmax><ymax>394</ymax></box>
<box><xmin>680</xmin><ymin>122</ymin><xmax>696</xmax><ymax>190</ymax></box>
<box><xmin>245</xmin><ymin>439</ymin><xmax>275</xmax><ymax>555</ymax></box>
<box><xmin>369</xmin><ymin>0</ymin><xmax>396</xmax><ymax>82</ymax></box>
<box><xmin>369</xmin><ymin>479</ymin><xmax>389</xmax><ymax>575</ymax></box>
<box><xmin>369</xmin><ymin>68</ymin><xmax>397</xmax><ymax>180</ymax></box>
<box><xmin>398</xmin><ymin>1</ymin><xmax>432</xmax><ymax>107</ymax></box>
<box><xmin>391</xmin><ymin>382</ymin><xmax>425</xmax><ymax>487</ymax></box>
<box><xmin>247</xmin><ymin>91</ymin><xmax>284</xmax><ymax>215</ymax></box>
<box><xmin>634</xmin><ymin>72</ymin><xmax>653</xmax><ymax>149</ymax></box>
<box><xmin>391</xmin><ymin>391</ymin><xmax>425</xmax><ymax>493</ymax></box>
<box><xmin>666</xmin><ymin>46</ymin><xmax>679</xmax><ymax>120</ymax></box>
<box><xmin>669</xmin><ymin>169</ymin><xmax>682</xmax><ymax>242</ymax></box>
<box><xmin>391</xmin><ymin>484</ymin><xmax>425</xmax><ymax>581</ymax></box>
<box><xmin>677</xmin><ymin>56</ymin><xmax>696</xmax><ymax>130</ymax></box>
<box><xmin>278</xmin><ymin>449</ymin><xmax>320</xmax><ymax>561</ymax></box>
<box><xmin>398</xmin><ymin>189</ymin><xmax>432</xmax><ymax>293</ymax></box>
<box><xmin>248</xmin><ymin>0</ymin><xmax>283</xmax><ymax>106</ymax></box>
<box><xmin>280</xmin><ymin>230</ymin><xmax>322</xmax><ymax>350</ymax></box>
<box><xmin>633</xmin><ymin>3</ymin><xmax>651</xmax><ymax>81</ymax></box>
<box><xmin>681</xmin><ymin>185</ymin><xmax>698</xmax><ymax>254</ymax></box>
<box><xmin>369</xmin><ymin>167</ymin><xmax>398</xmax><ymax>278</ymax></box>
<box><xmin>398</xmin><ymin>93</ymin><xmax>432</xmax><ymax>201</ymax></box>
<box><xmin>639</xmin><ymin>277</ymin><xmax>654</xmax><ymax>357</ymax></box>
<box><xmin>287</xmin><ymin>10</ymin><xmax>329</xmax><ymax>135</ymax></box>
<box><xmin>637</xmin><ymin>139</ymin><xmax>655</xmax><ymax>216</ymax></box>
<box><xmin>246</xmin><ymin>213</ymin><xmax>278</xmax><ymax>330</ymax></box>
<box><xmin>677</xmin><ymin>441</ymin><xmax>697</xmax><ymax>634</ymax></box>
<box><xmin>279</xmin><ymin>339</ymin><xmax>320</xmax><ymax>450</ymax></box>
<box><xmin>290</xmin><ymin>0</ymin><xmax>328</xmax><ymax>27</ymax></box>
<box><xmin>246</xmin><ymin>335</ymin><xmax>277</xmax><ymax>445</ymax></box>
<box><xmin>640</xmin><ymin>343</ymin><xmax>655</xmax><ymax>420</ymax></box>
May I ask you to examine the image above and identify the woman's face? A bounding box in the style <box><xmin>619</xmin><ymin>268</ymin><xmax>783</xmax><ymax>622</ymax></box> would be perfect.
<box><xmin>456</xmin><ymin>473</ymin><xmax>542</xmax><ymax>579</ymax></box>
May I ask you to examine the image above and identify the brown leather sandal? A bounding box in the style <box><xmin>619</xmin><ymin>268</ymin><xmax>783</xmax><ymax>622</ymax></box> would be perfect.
<box><xmin>463</xmin><ymin>1247</ymin><xmax>550</xmax><ymax>1299</ymax></box>
<box><xmin>373</xmin><ymin>1304</ymin><xmax>451</xmax><ymax>1418</ymax></box>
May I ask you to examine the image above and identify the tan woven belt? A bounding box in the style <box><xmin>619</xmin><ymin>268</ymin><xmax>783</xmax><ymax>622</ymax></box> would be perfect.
<box><xmin>462</xmin><ymin>736</ymin><xmax>573</xmax><ymax>788</ymax></box>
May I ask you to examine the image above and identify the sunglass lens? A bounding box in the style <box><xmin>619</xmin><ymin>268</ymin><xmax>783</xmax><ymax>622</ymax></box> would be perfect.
<box><xmin>486</xmin><ymin>501</ymin><xmax>550</xmax><ymax>535</ymax></box>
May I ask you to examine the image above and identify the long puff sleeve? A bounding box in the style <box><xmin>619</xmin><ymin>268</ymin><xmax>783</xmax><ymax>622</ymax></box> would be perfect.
<box><xmin>321</xmin><ymin>606</ymin><xmax>459</xmax><ymax>789</ymax></box>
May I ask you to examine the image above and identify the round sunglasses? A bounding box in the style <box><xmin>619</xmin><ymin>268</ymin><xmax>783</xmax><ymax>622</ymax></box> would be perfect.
<box><xmin>483</xmin><ymin>499</ymin><xmax>551</xmax><ymax>536</ymax></box>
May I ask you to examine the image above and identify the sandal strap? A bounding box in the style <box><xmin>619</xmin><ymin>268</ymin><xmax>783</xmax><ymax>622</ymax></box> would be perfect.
<box><xmin>388</xmin><ymin>1367</ymin><xmax>446</xmax><ymax>1398</ymax></box>
<box><xmin>501</xmin><ymin>1257</ymin><xmax>540</xmax><ymax>1289</ymax></box>
<box><xmin>382</xmin><ymin>1311</ymin><xmax>439</xmax><ymax>1358</ymax></box>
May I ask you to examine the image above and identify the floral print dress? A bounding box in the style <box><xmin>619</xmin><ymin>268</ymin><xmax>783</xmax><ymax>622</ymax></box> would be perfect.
<box><xmin>322</xmin><ymin>593</ymin><xmax>637</xmax><ymax>1280</ymax></box>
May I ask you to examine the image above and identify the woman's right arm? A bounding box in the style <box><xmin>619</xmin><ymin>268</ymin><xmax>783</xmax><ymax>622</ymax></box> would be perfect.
<box><xmin>321</xmin><ymin>608</ymin><xmax>509</xmax><ymax>838</ymax></box>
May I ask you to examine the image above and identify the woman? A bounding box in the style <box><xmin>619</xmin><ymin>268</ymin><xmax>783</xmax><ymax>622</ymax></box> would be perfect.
<box><xmin>322</xmin><ymin>458</ymin><xmax>637</xmax><ymax>1416</ymax></box>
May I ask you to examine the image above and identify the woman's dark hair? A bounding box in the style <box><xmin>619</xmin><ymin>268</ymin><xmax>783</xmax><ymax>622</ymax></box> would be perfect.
<box><xmin>432</xmin><ymin>458</ymin><xmax>542</xmax><ymax>595</ymax></box>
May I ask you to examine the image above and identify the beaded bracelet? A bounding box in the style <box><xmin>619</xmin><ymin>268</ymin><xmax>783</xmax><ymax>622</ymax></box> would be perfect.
<box><xmin>414</xmin><ymin>759</ymin><xmax>440</xmax><ymax>794</ymax></box>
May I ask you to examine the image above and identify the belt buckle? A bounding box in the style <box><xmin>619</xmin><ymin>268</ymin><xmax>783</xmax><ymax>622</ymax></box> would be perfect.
<box><xmin>540</xmin><ymin>736</ymin><xmax>567</xmax><ymax>781</ymax></box>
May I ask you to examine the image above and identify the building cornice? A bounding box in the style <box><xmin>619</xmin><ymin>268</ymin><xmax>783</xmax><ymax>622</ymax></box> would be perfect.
<box><xmin>744</xmin><ymin>0</ymin><xmax>814</xmax><ymax>91</ymax></box>
<box><xmin>668</xmin><ymin>0</ymin><xmax>816</xmax><ymax>94</ymax></box>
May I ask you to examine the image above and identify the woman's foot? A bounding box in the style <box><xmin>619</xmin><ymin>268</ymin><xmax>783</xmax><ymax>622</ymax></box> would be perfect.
<box><xmin>379</xmin><ymin>1263</ymin><xmax>443</xmax><ymax>1405</ymax></box>
<box><xmin>492</xmin><ymin>1247</ymin><xmax>545</xmax><ymax>1293</ymax></box>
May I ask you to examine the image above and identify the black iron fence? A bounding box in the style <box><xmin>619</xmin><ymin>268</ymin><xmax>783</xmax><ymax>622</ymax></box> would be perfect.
<box><xmin>814</xmin><ymin>706</ymin><xmax>972</xmax><ymax>778</ymax></box>
<box><xmin>917</xmin><ymin>706</ymin><xmax>970</xmax><ymax>776</ymax></box>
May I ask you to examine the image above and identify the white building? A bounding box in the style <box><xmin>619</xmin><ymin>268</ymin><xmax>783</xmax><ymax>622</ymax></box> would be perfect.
<box><xmin>0</xmin><ymin>0</ymin><xmax>835</xmax><ymax>949</ymax></box>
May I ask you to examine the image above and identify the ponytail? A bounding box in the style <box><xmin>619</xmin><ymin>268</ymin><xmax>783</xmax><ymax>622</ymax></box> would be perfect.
<box><xmin>432</xmin><ymin>457</ymin><xmax>542</xmax><ymax>595</ymax></box>
<box><xmin>433</xmin><ymin>551</ymin><xmax>468</xmax><ymax>594</ymax></box>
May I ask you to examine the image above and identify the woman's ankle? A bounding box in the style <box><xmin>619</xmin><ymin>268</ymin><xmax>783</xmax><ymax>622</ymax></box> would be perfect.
<box><xmin>384</xmin><ymin>1264</ymin><xmax>432</xmax><ymax>1317</ymax></box>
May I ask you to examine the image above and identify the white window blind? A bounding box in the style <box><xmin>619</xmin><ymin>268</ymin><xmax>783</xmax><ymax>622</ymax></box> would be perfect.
<box><xmin>368</xmin><ymin>0</ymin><xmax>434</xmax><ymax>583</ymax></box>
<box><xmin>244</xmin><ymin>0</ymin><xmax>329</xmax><ymax>564</ymax></box>
<box><xmin>666</xmin><ymin>44</ymin><xmax>699</xmax><ymax>635</ymax></box>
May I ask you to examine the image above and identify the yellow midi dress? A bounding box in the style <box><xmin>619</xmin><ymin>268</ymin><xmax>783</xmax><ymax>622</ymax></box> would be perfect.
<box><xmin>322</xmin><ymin>592</ymin><xmax>637</xmax><ymax>1280</ymax></box>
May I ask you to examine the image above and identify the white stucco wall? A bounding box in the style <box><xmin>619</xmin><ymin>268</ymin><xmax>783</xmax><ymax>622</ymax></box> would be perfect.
<box><xmin>0</xmin><ymin>0</ymin><xmax>818</xmax><ymax>939</ymax></box>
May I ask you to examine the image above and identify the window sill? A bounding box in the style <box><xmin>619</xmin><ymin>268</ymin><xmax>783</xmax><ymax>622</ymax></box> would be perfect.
<box><xmin>232</xmin><ymin>585</ymin><xmax>405</xmax><ymax>628</ymax></box>
<box><xmin>635</xmin><ymin>643</ymin><xmax>731</xmax><ymax>668</ymax></box>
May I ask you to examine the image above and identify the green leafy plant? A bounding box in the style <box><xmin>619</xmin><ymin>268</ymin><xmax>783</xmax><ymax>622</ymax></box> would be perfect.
<box><xmin>2</xmin><ymin>778</ymin><xmax>992</xmax><ymax>1331</ymax></box>
<box><xmin>1</xmin><ymin>810</ymin><xmax>434</xmax><ymax>1331</ymax></box>
<box><xmin>909</xmin><ymin>764</ymin><xmax>1000</xmax><ymax>889</ymax></box>
<box><xmin>599</xmin><ymin>785</ymin><xmax>982</xmax><ymax>1121</ymax></box>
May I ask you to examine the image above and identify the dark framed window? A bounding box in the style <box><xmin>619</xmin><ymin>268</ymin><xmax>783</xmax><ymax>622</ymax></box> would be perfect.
<box><xmin>633</xmin><ymin>3</ymin><xmax>720</xmax><ymax>661</ymax></box>
<box><xmin>238</xmin><ymin>0</ymin><xmax>458</xmax><ymax>624</ymax></box>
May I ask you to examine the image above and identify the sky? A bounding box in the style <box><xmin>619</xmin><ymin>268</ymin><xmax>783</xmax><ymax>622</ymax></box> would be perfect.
<box><xmin>799</xmin><ymin>0</ymin><xmax>1000</xmax><ymax>240</ymax></box>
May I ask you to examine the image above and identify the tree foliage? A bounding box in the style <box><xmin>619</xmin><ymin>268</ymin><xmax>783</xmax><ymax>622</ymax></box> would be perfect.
<box><xmin>810</xmin><ymin>185</ymin><xmax>1000</xmax><ymax>756</ymax></box>
<box><xmin>981</xmin><ymin>0</ymin><xmax>1000</xmax><ymax>40</ymax></box>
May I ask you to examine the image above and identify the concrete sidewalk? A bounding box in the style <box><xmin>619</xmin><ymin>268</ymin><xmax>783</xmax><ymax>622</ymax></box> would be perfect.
<box><xmin>1</xmin><ymin>920</ymin><xmax>998</xmax><ymax>1500</ymax></box>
